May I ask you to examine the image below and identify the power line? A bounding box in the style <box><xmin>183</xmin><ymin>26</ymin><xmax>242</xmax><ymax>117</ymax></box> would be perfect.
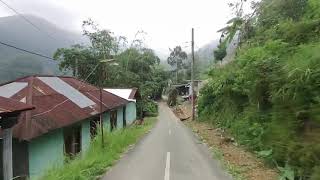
<box><xmin>0</xmin><ymin>0</ymin><xmax>59</xmax><ymax>41</ymax></box>
<box><xmin>0</xmin><ymin>40</ymin><xmax>56</xmax><ymax>61</ymax></box>
<box><xmin>0</xmin><ymin>67</ymin><xmax>32</xmax><ymax>75</ymax></box>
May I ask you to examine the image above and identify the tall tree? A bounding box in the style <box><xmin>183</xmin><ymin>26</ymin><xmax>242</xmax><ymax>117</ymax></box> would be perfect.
<box><xmin>53</xmin><ymin>19</ymin><xmax>169</xmax><ymax>115</ymax></box>
<box><xmin>167</xmin><ymin>46</ymin><xmax>188</xmax><ymax>83</ymax></box>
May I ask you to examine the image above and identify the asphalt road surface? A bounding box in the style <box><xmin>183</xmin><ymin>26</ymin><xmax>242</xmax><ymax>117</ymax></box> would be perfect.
<box><xmin>102</xmin><ymin>102</ymin><xmax>232</xmax><ymax>180</ymax></box>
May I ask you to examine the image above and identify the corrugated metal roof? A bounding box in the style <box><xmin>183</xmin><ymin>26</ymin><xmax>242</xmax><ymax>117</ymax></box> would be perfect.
<box><xmin>0</xmin><ymin>75</ymin><xmax>128</xmax><ymax>140</ymax></box>
<box><xmin>0</xmin><ymin>96</ymin><xmax>34</xmax><ymax>115</ymax></box>
<box><xmin>0</xmin><ymin>82</ymin><xmax>28</xmax><ymax>98</ymax></box>
<box><xmin>38</xmin><ymin>77</ymin><xmax>95</xmax><ymax>108</ymax></box>
<box><xmin>104</xmin><ymin>88</ymin><xmax>138</xmax><ymax>102</ymax></box>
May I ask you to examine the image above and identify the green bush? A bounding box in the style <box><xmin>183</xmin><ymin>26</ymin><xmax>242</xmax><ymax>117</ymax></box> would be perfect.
<box><xmin>143</xmin><ymin>100</ymin><xmax>158</xmax><ymax>116</ymax></box>
<box><xmin>167</xmin><ymin>88</ymin><xmax>178</xmax><ymax>107</ymax></box>
<box><xmin>311</xmin><ymin>166</ymin><xmax>320</xmax><ymax>180</ymax></box>
<box><xmin>136</xmin><ymin>99</ymin><xmax>158</xmax><ymax>117</ymax></box>
<box><xmin>199</xmin><ymin>0</ymin><xmax>320</xmax><ymax>178</ymax></box>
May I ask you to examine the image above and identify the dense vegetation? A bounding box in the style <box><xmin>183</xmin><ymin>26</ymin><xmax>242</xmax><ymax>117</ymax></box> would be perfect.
<box><xmin>42</xmin><ymin>117</ymin><xmax>156</xmax><ymax>180</ymax></box>
<box><xmin>166</xmin><ymin>41</ymin><xmax>218</xmax><ymax>83</ymax></box>
<box><xmin>198</xmin><ymin>0</ymin><xmax>320</xmax><ymax>179</ymax></box>
<box><xmin>54</xmin><ymin>20</ymin><xmax>168</xmax><ymax>116</ymax></box>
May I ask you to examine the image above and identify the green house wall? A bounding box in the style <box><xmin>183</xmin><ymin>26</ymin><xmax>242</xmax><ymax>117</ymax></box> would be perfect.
<box><xmin>28</xmin><ymin>129</ymin><xmax>64</xmax><ymax>180</ymax></box>
<box><xmin>117</xmin><ymin>107</ymin><xmax>123</xmax><ymax>129</ymax></box>
<box><xmin>103</xmin><ymin>112</ymin><xmax>111</xmax><ymax>132</ymax></box>
<box><xmin>28</xmin><ymin>120</ymin><xmax>92</xmax><ymax>179</ymax></box>
<box><xmin>81</xmin><ymin>120</ymin><xmax>91</xmax><ymax>153</ymax></box>
<box><xmin>27</xmin><ymin>106</ymin><xmax>128</xmax><ymax>179</ymax></box>
<box><xmin>126</xmin><ymin>102</ymin><xmax>137</xmax><ymax>125</ymax></box>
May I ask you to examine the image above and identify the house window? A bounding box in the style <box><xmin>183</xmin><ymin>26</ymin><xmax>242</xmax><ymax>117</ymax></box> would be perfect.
<box><xmin>90</xmin><ymin>116</ymin><xmax>100</xmax><ymax>138</ymax></box>
<box><xmin>110</xmin><ymin>110</ymin><xmax>117</xmax><ymax>131</ymax></box>
<box><xmin>64</xmin><ymin>125</ymin><xmax>81</xmax><ymax>157</ymax></box>
<box><xmin>123</xmin><ymin>106</ymin><xmax>126</xmax><ymax>128</ymax></box>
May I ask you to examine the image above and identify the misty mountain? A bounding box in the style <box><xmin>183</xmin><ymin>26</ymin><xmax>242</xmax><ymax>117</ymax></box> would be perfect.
<box><xmin>158</xmin><ymin>40</ymin><xmax>219</xmax><ymax>73</ymax></box>
<box><xmin>0</xmin><ymin>15</ymin><xmax>86</xmax><ymax>83</ymax></box>
<box><xmin>195</xmin><ymin>40</ymin><xmax>219</xmax><ymax>67</ymax></box>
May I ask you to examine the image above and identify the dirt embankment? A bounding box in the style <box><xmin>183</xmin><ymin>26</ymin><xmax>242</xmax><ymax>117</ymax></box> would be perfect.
<box><xmin>172</xmin><ymin>104</ymin><xmax>279</xmax><ymax>180</ymax></box>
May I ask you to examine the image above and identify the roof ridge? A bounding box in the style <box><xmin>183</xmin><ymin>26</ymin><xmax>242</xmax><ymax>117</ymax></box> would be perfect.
<box><xmin>0</xmin><ymin>74</ymin><xmax>77</xmax><ymax>87</ymax></box>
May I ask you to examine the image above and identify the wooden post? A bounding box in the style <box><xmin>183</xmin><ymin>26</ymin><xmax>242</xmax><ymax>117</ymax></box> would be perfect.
<box><xmin>191</xmin><ymin>28</ymin><xmax>195</xmax><ymax>121</ymax></box>
<box><xmin>3</xmin><ymin>128</ymin><xmax>13</xmax><ymax>180</ymax></box>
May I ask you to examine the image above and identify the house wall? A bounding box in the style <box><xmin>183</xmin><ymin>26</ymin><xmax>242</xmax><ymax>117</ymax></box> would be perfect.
<box><xmin>27</xmin><ymin>106</ymin><xmax>129</xmax><ymax>178</ymax></box>
<box><xmin>117</xmin><ymin>107</ymin><xmax>124</xmax><ymax>129</ymax></box>
<box><xmin>81</xmin><ymin>120</ymin><xmax>91</xmax><ymax>153</ymax></box>
<box><xmin>103</xmin><ymin>112</ymin><xmax>111</xmax><ymax>132</ymax></box>
<box><xmin>126</xmin><ymin>102</ymin><xmax>137</xmax><ymax>125</ymax></box>
<box><xmin>28</xmin><ymin>119</ymin><xmax>92</xmax><ymax>179</ymax></box>
<box><xmin>102</xmin><ymin>107</ymin><xmax>125</xmax><ymax>131</ymax></box>
<box><xmin>28</xmin><ymin>129</ymin><xmax>64</xmax><ymax>180</ymax></box>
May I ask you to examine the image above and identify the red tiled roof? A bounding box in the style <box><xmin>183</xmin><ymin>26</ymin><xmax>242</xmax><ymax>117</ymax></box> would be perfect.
<box><xmin>0</xmin><ymin>75</ymin><xmax>128</xmax><ymax>140</ymax></box>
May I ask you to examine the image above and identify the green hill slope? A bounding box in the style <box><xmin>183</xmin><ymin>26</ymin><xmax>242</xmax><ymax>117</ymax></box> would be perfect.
<box><xmin>198</xmin><ymin>0</ymin><xmax>320</xmax><ymax>179</ymax></box>
<box><xmin>0</xmin><ymin>15</ymin><xmax>85</xmax><ymax>83</ymax></box>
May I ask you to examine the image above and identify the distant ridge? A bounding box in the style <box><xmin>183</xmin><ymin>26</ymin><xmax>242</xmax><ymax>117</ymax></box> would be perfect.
<box><xmin>0</xmin><ymin>15</ymin><xmax>87</xmax><ymax>83</ymax></box>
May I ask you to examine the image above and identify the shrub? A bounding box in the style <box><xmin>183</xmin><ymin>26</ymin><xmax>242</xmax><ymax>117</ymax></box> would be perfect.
<box><xmin>199</xmin><ymin>20</ymin><xmax>320</xmax><ymax>178</ymax></box>
<box><xmin>167</xmin><ymin>88</ymin><xmax>178</xmax><ymax>107</ymax></box>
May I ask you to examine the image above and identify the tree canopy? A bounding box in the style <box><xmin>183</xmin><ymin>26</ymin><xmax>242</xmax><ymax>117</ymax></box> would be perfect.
<box><xmin>167</xmin><ymin>46</ymin><xmax>188</xmax><ymax>83</ymax></box>
<box><xmin>54</xmin><ymin>19</ymin><xmax>168</xmax><ymax>115</ymax></box>
<box><xmin>200</xmin><ymin>0</ymin><xmax>320</xmax><ymax>179</ymax></box>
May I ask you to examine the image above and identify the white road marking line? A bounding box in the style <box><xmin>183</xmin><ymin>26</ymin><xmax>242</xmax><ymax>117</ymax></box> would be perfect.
<box><xmin>164</xmin><ymin>152</ymin><xmax>171</xmax><ymax>180</ymax></box>
<box><xmin>169</xmin><ymin>129</ymin><xmax>171</xmax><ymax>135</ymax></box>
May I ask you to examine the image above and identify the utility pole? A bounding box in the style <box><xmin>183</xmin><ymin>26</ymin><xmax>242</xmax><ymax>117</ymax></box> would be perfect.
<box><xmin>100</xmin><ymin>52</ymin><xmax>106</xmax><ymax>148</ymax></box>
<box><xmin>191</xmin><ymin>28</ymin><xmax>195</xmax><ymax>121</ymax></box>
<box><xmin>98</xmin><ymin>58</ymin><xmax>117</xmax><ymax>148</ymax></box>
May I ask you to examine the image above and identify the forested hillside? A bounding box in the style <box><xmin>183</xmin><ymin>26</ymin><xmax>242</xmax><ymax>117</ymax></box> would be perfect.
<box><xmin>0</xmin><ymin>15</ymin><xmax>85</xmax><ymax>83</ymax></box>
<box><xmin>198</xmin><ymin>0</ymin><xmax>320</xmax><ymax>179</ymax></box>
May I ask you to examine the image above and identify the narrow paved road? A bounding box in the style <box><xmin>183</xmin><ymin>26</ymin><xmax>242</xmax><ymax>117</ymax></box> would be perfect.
<box><xmin>102</xmin><ymin>102</ymin><xmax>232</xmax><ymax>180</ymax></box>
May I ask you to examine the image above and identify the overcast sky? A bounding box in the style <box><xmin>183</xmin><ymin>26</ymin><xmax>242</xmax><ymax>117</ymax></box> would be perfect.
<box><xmin>0</xmin><ymin>0</ymin><xmax>241</xmax><ymax>55</ymax></box>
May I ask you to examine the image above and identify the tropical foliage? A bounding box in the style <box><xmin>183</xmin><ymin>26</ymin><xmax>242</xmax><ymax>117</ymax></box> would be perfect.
<box><xmin>199</xmin><ymin>0</ymin><xmax>320</xmax><ymax>179</ymax></box>
<box><xmin>54</xmin><ymin>20</ymin><xmax>168</xmax><ymax>116</ymax></box>
<box><xmin>167</xmin><ymin>46</ymin><xmax>188</xmax><ymax>83</ymax></box>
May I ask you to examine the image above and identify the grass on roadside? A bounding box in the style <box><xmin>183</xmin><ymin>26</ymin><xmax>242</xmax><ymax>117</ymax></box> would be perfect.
<box><xmin>187</xmin><ymin>121</ymin><xmax>245</xmax><ymax>180</ymax></box>
<box><xmin>41</xmin><ymin>117</ymin><xmax>156</xmax><ymax>180</ymax></box>
<box><xmin>211</xmin><ymin>146</ymin><xmax>245</xmax><ymax>180</ymax></box>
